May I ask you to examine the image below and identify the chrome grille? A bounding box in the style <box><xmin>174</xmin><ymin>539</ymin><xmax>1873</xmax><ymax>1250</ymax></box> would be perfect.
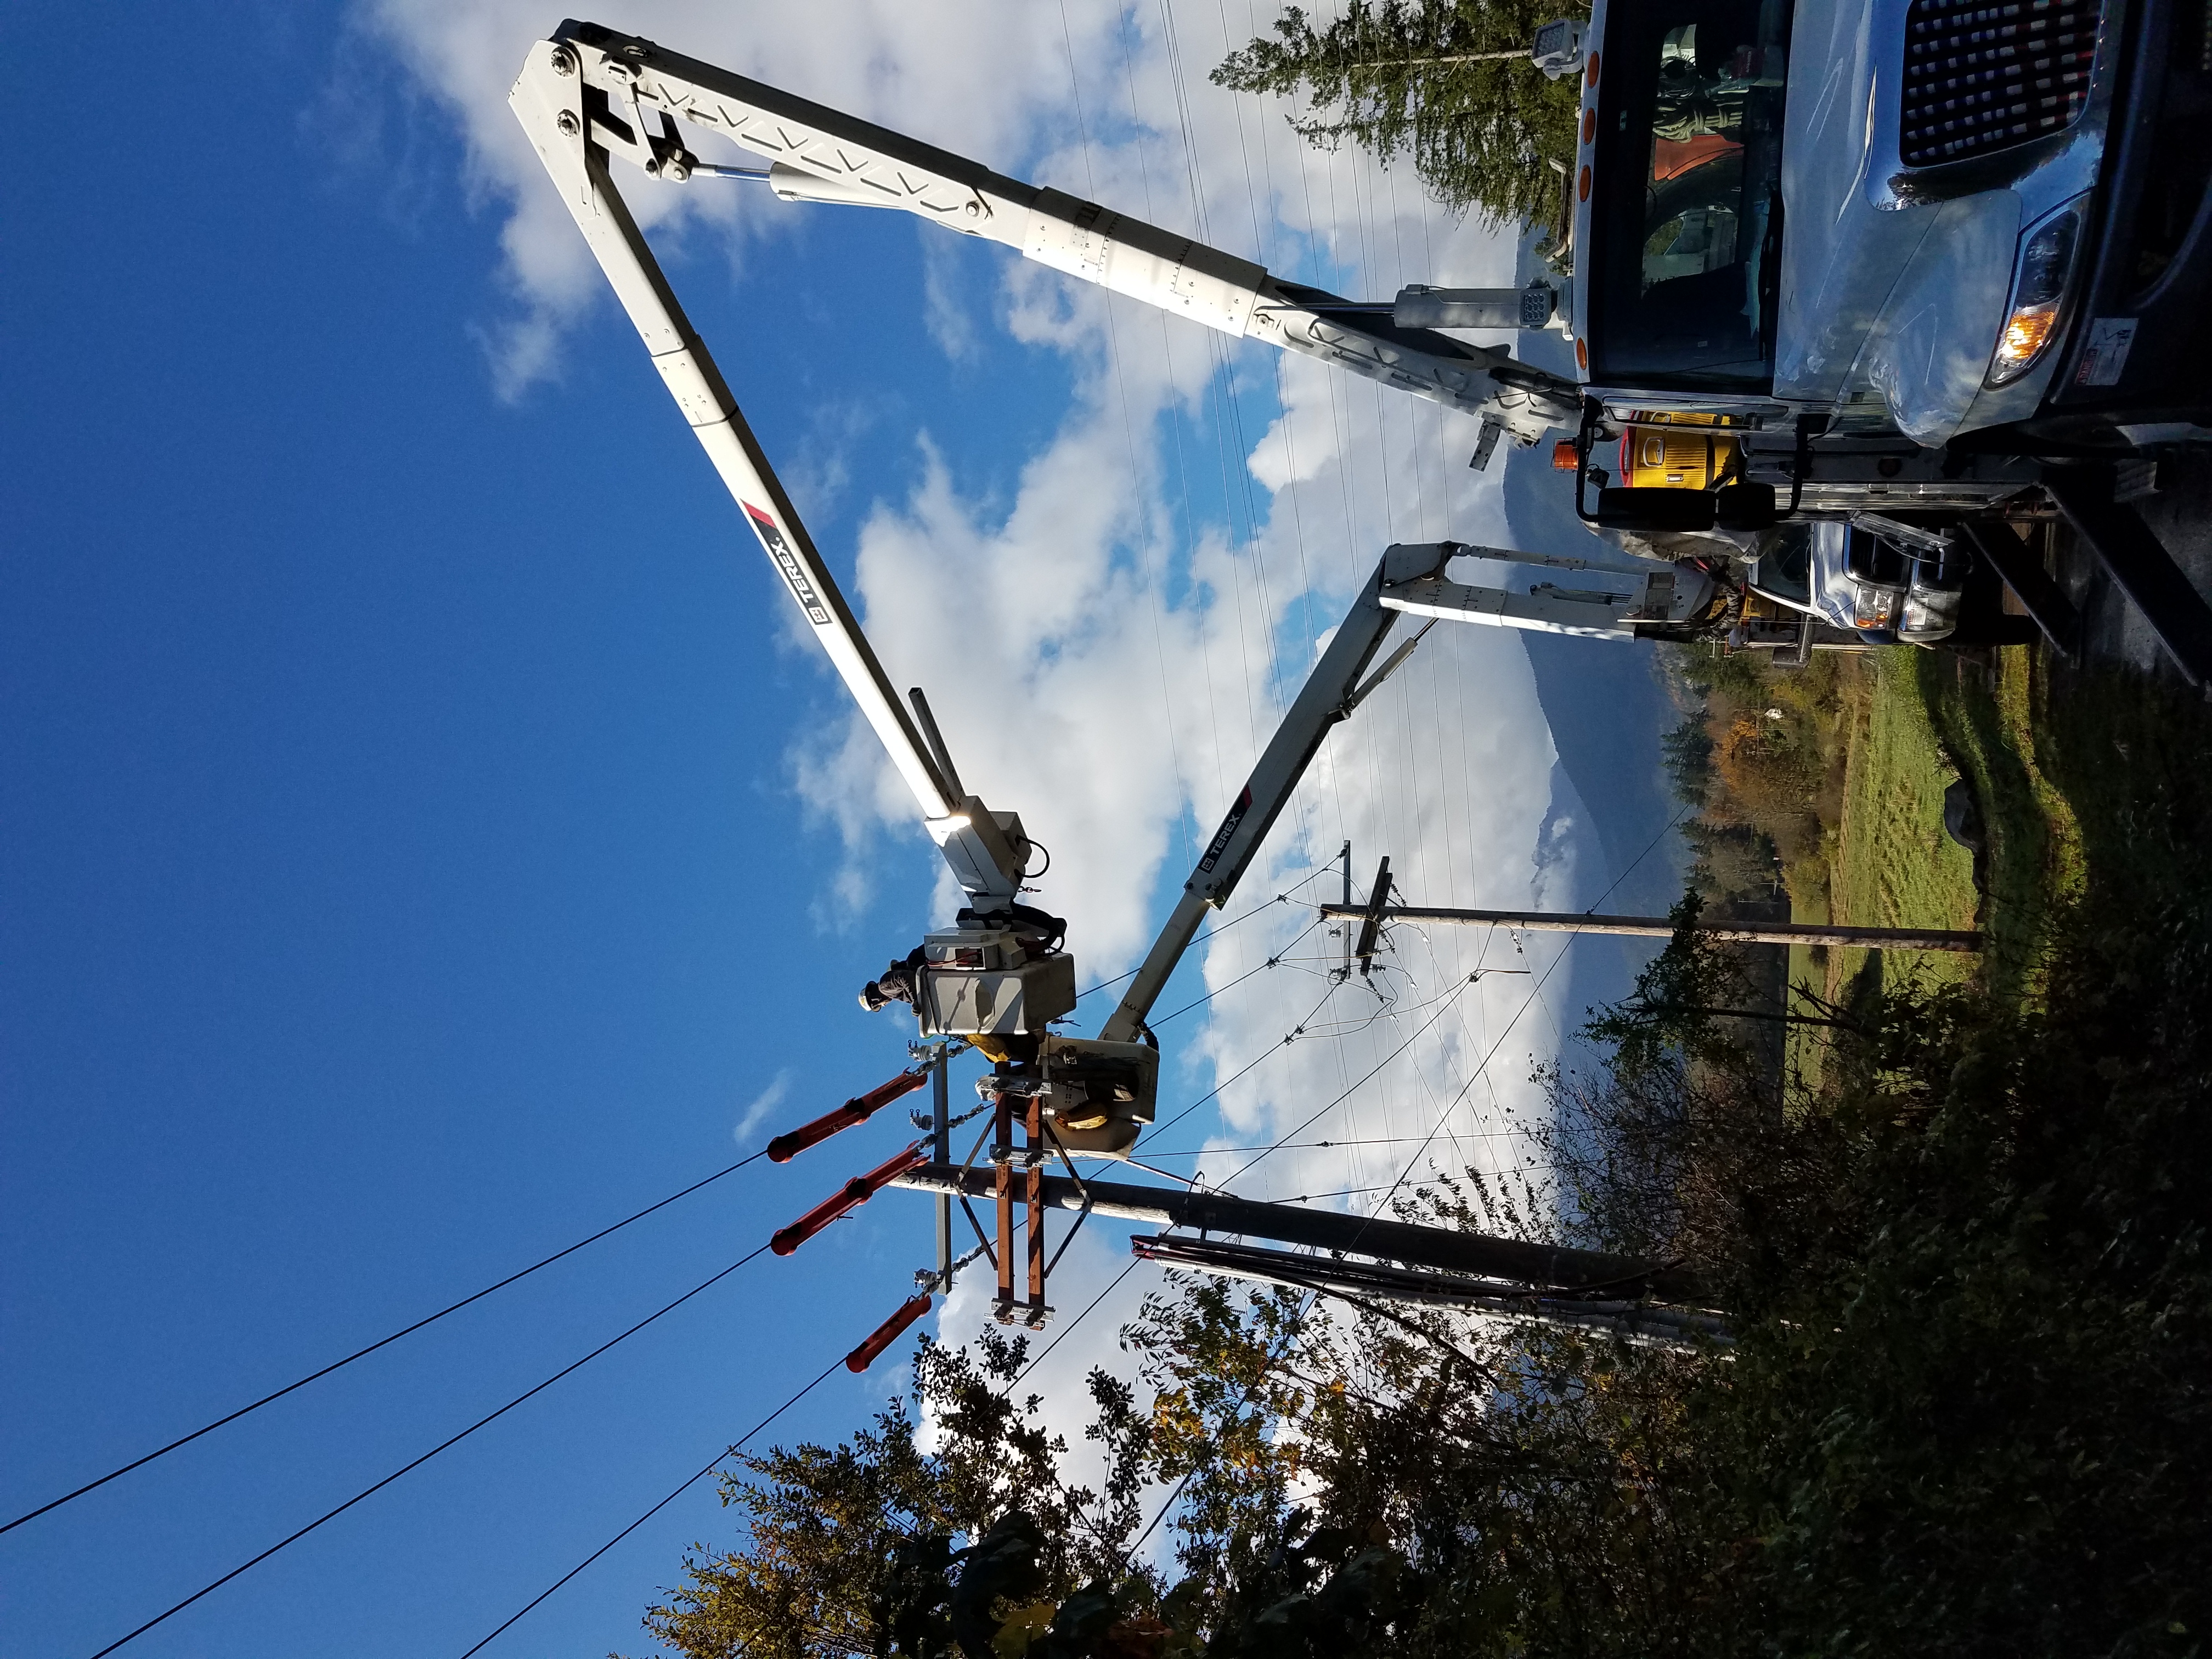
<box><xmin>1900</xmin><ymin>0</ymin><xmax>2102</xmax><ymax>166</ymax></box>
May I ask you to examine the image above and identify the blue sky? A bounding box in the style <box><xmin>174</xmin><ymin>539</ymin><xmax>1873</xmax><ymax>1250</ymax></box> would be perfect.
<box><xmin>2</xmin><ymin>4</ymin><xmax>1681</xmax><ymax>1654</ymax></box>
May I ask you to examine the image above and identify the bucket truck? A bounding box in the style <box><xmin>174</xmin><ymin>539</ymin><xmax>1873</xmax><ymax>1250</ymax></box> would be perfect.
<box><xmin>518</xmin><ymin>17</ymin><xmax>2212</xmax><ymax>675</ymax></box>
<box><xmin>1483</xmin><ymin>0</ymin><xmax>2212</xmax><ymax>672</ymax></box>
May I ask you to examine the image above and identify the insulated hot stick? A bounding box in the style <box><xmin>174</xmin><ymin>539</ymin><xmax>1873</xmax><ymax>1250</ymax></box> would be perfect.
<box><xmin>769</xmin><ymin>1144</ymin><xmax>928</xmax><ymax>1256</ymax></box>
<box><xmin>845</xmin><ymin>1294</ymin><xmax>935</xmax><ymax>1372</ymax></box>
<box><xmin>765</xmin><ymin>1068</ymin><xmax>930</xmax><ymax>1163</ymax></box>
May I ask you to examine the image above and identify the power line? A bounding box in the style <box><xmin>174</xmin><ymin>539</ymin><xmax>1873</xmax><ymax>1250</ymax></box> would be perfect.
<box><xmin>1142</xmin><ymin>1132</ymin><xmax>1496</xmax><ymax>1156</ymax></box>
<box><xmin>1147</xmin><ymin>978</ymin><xmax>1347</xmax><ymax>1141</ymax></box>
<box><xmin>1014</xmin><ymin>1260</ymin><xmax>1143</xmax><ymax>1387</ymax></box>
<box><xmin>458</xmin><ymin>1355</ymin><xmax>847</xmax><ymax>1657</ymax></box>
<box><xmin>1148</xmin><ymin>914</ymin><xmax>1324</xmax><ymax>1028</ymax></box>
<box><xmin>85</xmin><ymin>1244</ymin><xmax>775</xmax><ymax>1659</ymax></box>
<box><xmin>1269</xmin><ymin>1181</ymin><xmax>1405</xmax><ymax>1203</ymax></box>
<box><xmin>1210</xmin><ymin>973</ymin><xmax>1481</xmax><ymax>1189</ymax></box>
<box><xmin>1073</xmin><ymin>881</ymin><xmax>1316</xmax><ymax>1005</ymax></box>
<box><xmin>4</xmin><ymin>1149</ymin><xmax>768</xmax><ymax>1539</ymax></box>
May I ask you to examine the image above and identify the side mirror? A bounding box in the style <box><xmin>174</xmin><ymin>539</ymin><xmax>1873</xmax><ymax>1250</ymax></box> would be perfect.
<box><xmin>1595</xmin><ymin>487</ymin><xmax>1717</xmax><ymax>532</ymax></box>
<box><xmin>1714</xmin><ymin>483</ymin><xmax>1779</xmax><ymax>530</ymax></box>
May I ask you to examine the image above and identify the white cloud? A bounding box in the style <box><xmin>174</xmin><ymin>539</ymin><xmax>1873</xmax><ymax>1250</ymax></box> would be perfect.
<box><xmin>918</xmin><ymin>229</ymin><xmax>981</xmax><ymax>364</ymax></box>
<box><xmin>732</xmin><ymin>1068</ymin><xmax>794</xmax><ymax>1148</ymax></box>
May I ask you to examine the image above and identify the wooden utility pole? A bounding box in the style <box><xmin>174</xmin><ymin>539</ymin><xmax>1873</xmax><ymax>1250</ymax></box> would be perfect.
<box><xmin>1319</xmin><ymin>903</ymin><xmax>1980</xmax><ymax>953</ymax></box>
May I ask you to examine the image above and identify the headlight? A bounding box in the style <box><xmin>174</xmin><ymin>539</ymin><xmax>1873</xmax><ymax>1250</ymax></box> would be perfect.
<box><xmin>1900</xmin><ymin>582</ymin><xmax>1963</xmax><ymax>642</ymax></box>
<box><xmin>1850</xmin><ymin>580</ymin><xmax>1897</xmax><ymax>630</ymax></box>
<box><xmin>1987</xmin><ymin>196</ymin><xmax>2089</xmax><ymax>387</ymax></box>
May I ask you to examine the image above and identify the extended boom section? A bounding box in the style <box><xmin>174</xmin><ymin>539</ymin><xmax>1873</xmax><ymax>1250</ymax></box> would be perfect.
<box><xmin>517</xmin><ymin>22</ymin><xmax>1577</xmax><ymax>450</ymax></box>
<box><xmin>1097</xmin><ymin>543</ymin><xmax>1444</xmax><ymax>1051</ymax></box>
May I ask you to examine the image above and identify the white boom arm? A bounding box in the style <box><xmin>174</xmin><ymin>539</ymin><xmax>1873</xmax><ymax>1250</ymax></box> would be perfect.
<box><xmin>514</xmin><ymin>22</ymin><xmax>1579</xmax><ymax>450</ymax></box>
<box><xmin>1091</xmin><ymin>530</ymin><xmax>1710</xmax><ymax>1041</ymax></box>
<box><xmin>1379</xmin><ymin>556</ymin><xmax>1714</xmax><ymax>639</ymax></box>
<box><xmin>511</xmin><ymin>33</ymin><xmax>1030</xmax><ymax>908</ymax></box>
<box><xmin>1097</xmin><ymin>542</ymin><xmax>1451</xmax><ymax>1043</ymax></box>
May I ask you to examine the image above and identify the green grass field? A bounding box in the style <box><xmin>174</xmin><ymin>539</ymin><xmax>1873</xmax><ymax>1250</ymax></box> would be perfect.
<box><xmin>1681</xmin><ymin>625</ymin><xmax>2210</xmax><ymax>1054</ymax></box>
<box><xmin>1913</xmin><ymin>644</ymin><xmax>2081</xmax><ymax>1002</ymax></box>
<box><xmin>1834</xmin><ymin>650</ymin><xmax>1981</xmax><ymax>975</ymax></box>
<box><xmin>1791</xmin><ymin>640</ymin><xmax>2212</xmax><ymax>1019</ymax></box>
<box><xmin>1788</xmin><ymin>650</ymin><xmax>1981</xmax><ymax>1025</ymax></box>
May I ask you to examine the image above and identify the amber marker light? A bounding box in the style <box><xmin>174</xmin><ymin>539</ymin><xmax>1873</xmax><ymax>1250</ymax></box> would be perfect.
<box><xmin>1988</xmin><ymin>198</ymin><xmax>2087</xmax><ymax>387</ymax></box>
<box><xmin>1998</xmin><ymin>309</ymin><xmax>2059</xmax><ymax>365</ymax></box>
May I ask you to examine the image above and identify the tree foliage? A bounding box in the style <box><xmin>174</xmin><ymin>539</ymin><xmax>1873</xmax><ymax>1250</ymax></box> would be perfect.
<box><xmin>1212</xmin><ymin>0</ymin><xmax>1583</xmax><ymax>227</ymax></box>
<box><xmin>641</xmin><ymin>896</ymin><xmax>2212</xmax><ymax>1659</ymax></box>
<box><xmin>643</xmin><ymin>1333</ymin><xmax>1160</xmax><ymax>1658</ymax></box>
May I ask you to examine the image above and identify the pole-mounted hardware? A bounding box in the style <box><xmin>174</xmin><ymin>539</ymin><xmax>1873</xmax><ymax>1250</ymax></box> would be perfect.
<box><xmin>1352</xmin><ymin>857</ymin><xmax>1393</xmax><ymax>979</ymax></box>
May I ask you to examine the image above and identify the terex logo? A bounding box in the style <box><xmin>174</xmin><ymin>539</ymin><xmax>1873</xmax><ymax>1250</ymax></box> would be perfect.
<box><xmin>1197</xmin><ymin>786</ymin><xmax>1253</xmax><ymax>874</ymax></box>
<box><xmin>744</xmin><ymin>504</ymin><xmax>832</xmax><ymax>627</ymax></box>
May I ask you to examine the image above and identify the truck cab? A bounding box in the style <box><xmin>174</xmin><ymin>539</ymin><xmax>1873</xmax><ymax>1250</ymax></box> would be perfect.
<box><xmin>1541</xmin><ymin>0</ymin><xmax>2212</xmax><ymax>673</ymax></box>
<box><xmin>1568</xmin><ymin>0</ymin><xmax>2211</xmax><ymax>454</ymax></box>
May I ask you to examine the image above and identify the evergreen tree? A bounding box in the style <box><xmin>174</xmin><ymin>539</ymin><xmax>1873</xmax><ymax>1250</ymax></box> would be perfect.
<box><xmin>1211</xmin><ymin>1</ymin><xmax>1583</xmax><ymax>228</ymax></box>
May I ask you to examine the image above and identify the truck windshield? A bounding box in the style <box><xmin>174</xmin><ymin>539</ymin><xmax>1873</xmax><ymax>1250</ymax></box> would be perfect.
<box><xmin>1586</xmin><ymin>0</ymin><xmax>1792</xmax><ymax>392</ymax></box>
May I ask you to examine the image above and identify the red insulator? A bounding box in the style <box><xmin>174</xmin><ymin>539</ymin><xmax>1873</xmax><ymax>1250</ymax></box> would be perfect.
<box><xmin>766</xmin><ymin>1068</ymin><xmax>929</xmax><ymax>1163</ymax></box>
<box><xmin>845</xmin><ymin>1294</ymin><xmax>934</xmax><ymax>1373</ymax></box>
<box><xmin>766</xmin><ymin>1104</ymin><xmax>868</xmax><ymax>1165</ymax></box>
<box><xmin>769</xmin><ymin>1143</ymin><xmax>927</xmax><ymax>1256</ymax></box>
